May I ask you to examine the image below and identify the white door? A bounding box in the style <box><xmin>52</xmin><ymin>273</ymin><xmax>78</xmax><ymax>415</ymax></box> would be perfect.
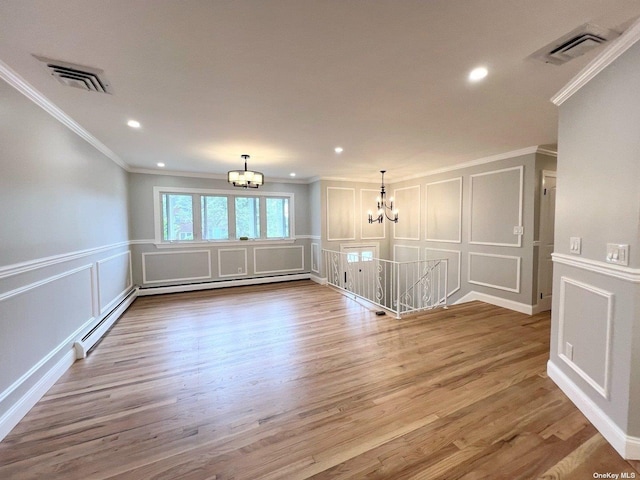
<box><xmin>341</xmin><ymin>245</ymin><xmax>377</xmax><ymax>300</ymax></box>
<box><xmin>538</xmin><ymin>172</ymin><xmax>556</xmax><ymax>310</ymax></box>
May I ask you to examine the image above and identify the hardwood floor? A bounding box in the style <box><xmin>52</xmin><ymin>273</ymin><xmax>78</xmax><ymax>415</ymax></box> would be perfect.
<box><xmin>0</xmin><ymin>280</ymin><xmax>637</xmax><ymax>479</ymax></box>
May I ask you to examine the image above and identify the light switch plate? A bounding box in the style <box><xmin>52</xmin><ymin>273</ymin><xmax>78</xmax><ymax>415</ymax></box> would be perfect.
<box><xmin>513</xmin><ymin>226</ymin><xmax>524</xmax><ymax>235</ymax></box>
<box><xmin>606</xmin><ymin>243</ymin><xmax>629</xmax><ymax>266</ymax></box>
<box><xmin>565</xmin><ymin>342</ymin><xmax>574</xmax><ymax>361</ymax></box>
<box><xmin>570</xmin><ymin>237</ymin><xmax>581</xmax><ymax>255</ymax></box>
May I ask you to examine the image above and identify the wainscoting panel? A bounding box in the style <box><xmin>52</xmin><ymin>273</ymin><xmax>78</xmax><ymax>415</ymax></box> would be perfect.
<box><xmin>425</xmin><ymin>177</ymin><xmax>462</xmax><ymax>243</ymax></box>
<box><xmin>393</xmin><ymin>185</ymin><xmax>421</xmax><ymax>240</ymax></box>
<box><xmin>142</xmin><ymin>250</ymin><xmax>212</xmax><ymax>284</ymax></box>
<box><xmin>218</xmin><ymin>248</ymin><xmax>248</xmax><ymax>277</ymax></box>
<box><xmin>468</xmin><ymin>252</ymin><xmax>521</xmax><ymax>293</ymax></box>
<box><xmin>326</xmin><ymin>187</ymin><xmax>356</xmax><ymax>241</ymax></box>
<box><xmin>311</xmin><ymin>243</ymin><xmax>320</xmax><ymax>274</ymax></box>
<box><xmin>254</xmin><ymin>246</ymin><xmax>304</xmax><ymax>274</ymax></box>
<box><xmin>426</xmin><ymin>248</ymin><xmax>461</xmax><ymax>296</ymax></box>
<box><xmin>558</xmin><ymin>276</ymin><xmax>613</xmax><ymax>399</ymax></box>
<box><xmin>97</xmin><ymin>251</ymin><xmax>132</xmax><ymax>315</ymax></box>
<box><xmin>469</xmin><ymin>166</ymin><xmax>523</xmax><ymax>247</ymax></box>
<box><xmin>393</xmin><ymin>245</ymin><xmax>421</xmax><ymax>262</ymax></box>
<box><xmin>0</xmin><ymin>265</ymin><xmax>95</xmax><ymax>401</ymax></box>
<box><xmin>360</xmin><ymin>188</ymin><xmax>385</xmax><ymax>240</ymax></box>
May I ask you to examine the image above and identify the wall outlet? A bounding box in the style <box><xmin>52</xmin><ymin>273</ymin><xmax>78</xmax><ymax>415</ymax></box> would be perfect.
<box><xmin>569</xmin><ymin>237</ymin><xmax>581</xmax><ymax>255</ymax></box>
<box><xmin>237</xmin><ymin>267</ymin><xmax>243</xmax><ymax>273</ymax></box>
<box><xmin>606</xmin><ymin>243</ymin><xmax>629</xmax><ymax>266</ymax></box>
<box><xmin>565</xmin><ymin>342</ymin><xmax>574</xmax><ymax>361</ymax></box>
<box><xmin>513</xmin><ymin>226</ymin><xmax>524</xmax><ymax>235</ymax></box>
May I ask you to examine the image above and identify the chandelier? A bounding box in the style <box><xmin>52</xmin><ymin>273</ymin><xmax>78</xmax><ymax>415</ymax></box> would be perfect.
<box><xmin>228</xmin><ymin>154</ymin><xmax>264</xmax><ymax>188</ymax></box>
<box><xmin>368</xmin><ymin>170</ymin><xmax>398</xmax><ymax>223</ymax></box>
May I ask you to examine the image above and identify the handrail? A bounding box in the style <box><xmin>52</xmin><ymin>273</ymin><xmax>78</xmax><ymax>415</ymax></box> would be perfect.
<box><xmin>322</xmin><ymin>249</ymin><xmax>448</xmax><ymax>318</ymax></box>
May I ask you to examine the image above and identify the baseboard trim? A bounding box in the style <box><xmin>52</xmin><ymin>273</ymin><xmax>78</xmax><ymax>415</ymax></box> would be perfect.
<box><xmin>0</xmin><ymin>288</ymin><xmax>138</xmax><ymax>442</ymax></box>
<box><xmin>0</xmin><ymin>349</ymin><xmax>75</xmax><ymax>441</ymax></box>
<box><xmin>137</xmin><ymin>273</ymin><xmax>312</xmax><ymax>296</ymax></box>
<box><xmin>309</xmin><ymin>274</ymin><xmax>327</xmax><ymax>285</ymax></box>
<box><xmin>547</xmin><ymin>360</ymin><xmax>640</xmax><ymax>460</ymax></box>
<box><xmin>454</xmin><ymin>291</ymin><xmax>534</xmax><ymax>315</ymax></box>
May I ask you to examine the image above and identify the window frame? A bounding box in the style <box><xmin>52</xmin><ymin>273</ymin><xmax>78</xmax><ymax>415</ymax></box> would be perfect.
<box><xmin>153</xmin><ymin>186</ymin><xmax>295</xmax><ymax>246</ymax></box>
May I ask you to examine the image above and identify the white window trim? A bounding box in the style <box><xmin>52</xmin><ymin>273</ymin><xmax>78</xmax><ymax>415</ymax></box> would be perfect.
<box><xmin>153</xmin><ymin>186</ymin><xmax>296</xmax><ymax>246</ymax></box>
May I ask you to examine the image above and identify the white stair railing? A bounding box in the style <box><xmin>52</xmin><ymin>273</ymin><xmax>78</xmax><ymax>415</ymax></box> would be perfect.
<box><xmin>322</xmin><ymin>249</ymin><xmax>448</xmax><ymax>318</ymax></box>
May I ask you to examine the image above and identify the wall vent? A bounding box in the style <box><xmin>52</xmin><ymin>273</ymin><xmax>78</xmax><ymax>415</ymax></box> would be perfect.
<box><xmin>33</xmin><ymin>55</ymin><xmax>112</xmax><ymax>94</ymax></box>
<box><xmin>530</xmin><ymin>23</ymin><xmax>620</xmax><ymax>65</ymax></box>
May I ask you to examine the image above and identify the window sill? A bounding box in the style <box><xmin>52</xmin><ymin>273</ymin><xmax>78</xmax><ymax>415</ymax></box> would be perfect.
<box><xmin>153</xmin><ymin>239</ymin><xmax>297</xmax><ymax>249</ymax></box>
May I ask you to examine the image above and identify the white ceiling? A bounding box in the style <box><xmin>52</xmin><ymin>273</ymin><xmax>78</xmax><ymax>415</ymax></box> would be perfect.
<box><xmin>1</xmin><ymin>1</ymin><xmax>639</xmax><ymax>182</ymax></box>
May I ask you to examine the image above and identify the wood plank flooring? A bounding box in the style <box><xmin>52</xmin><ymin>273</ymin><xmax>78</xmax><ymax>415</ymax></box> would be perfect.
<box><xmin>0</xmin><ymin>280</ymin><xmax>637</xmax><ymax>479</ymax></box>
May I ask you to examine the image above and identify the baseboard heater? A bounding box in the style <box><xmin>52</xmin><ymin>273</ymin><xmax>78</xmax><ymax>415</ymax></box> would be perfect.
<box><xmin>137</xmin><ymin>273</ymin><xmax>311</xmax><ymax>296</ymax></box>
<box><xmin>73</xmin><ymin>287</ymin><xmax>138</xmax><ymax>359</ymax></box>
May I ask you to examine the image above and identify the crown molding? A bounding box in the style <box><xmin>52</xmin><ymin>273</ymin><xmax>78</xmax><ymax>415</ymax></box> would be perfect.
<box><xmin>128</xmin><ymin>167</ymin><xmax>312</xmax><ymax>184</ymax></box>
<box><xmin>536</xmin><ymin>147</ymin><xmax>558</xmax><ymax>157</ymax></box>
<box><xmin>552</xmin><ymin>17</ymin><xmax>640</xmax><ymax>106</ymax></box>
<box><xmin>0</xmin><ymin>59</ymin><xmax>129</xmax><ymax>171</ymax></box>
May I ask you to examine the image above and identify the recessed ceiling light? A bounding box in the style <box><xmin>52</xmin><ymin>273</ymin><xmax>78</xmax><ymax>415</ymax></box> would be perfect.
<box><xmin>469</xmin><ymin>67</ymin><xmax>488</xmax><ymax>82</ymax></box>
<box><xmin>157</xmin><ymin>162</ymin><xmax>165</xmax><ymax>168</ymax></box>
<box><xmin>127</xmin><ymin>119</ymin><xmax>141</xmax><ymax>128</ymax></box>
<box><xmin>289</xmin><ymin>172</ymin><xmax>296</xmax><ymax>177</ymax></box>
<box><xmin>334</xmin><ymin>147</ymin><xmax>344</xmax><ymax>154</ymax></box>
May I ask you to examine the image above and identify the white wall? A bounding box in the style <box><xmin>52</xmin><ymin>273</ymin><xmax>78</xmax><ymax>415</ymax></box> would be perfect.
<box><xmin>0</xmin><ymin>78</ymin><xmax>132</xmax><ymax>439</ymax></box>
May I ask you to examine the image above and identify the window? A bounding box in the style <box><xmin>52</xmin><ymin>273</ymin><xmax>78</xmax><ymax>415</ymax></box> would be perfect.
<box><xmin>202</xmin><ymin>196</ymin><xmax>228</xmax><ymax>240</ymax></box>
<box><xmin>235</xmin><ymin>197</ymin><xmax>260</xmax><ymax>238</ymax></box>
<box><xmin>154</xmin><ymin>187</ymin><xmax>294</xmax><ymax>243</ymax></box>
<box><xmin>162</xmin><ymin>194</ymin><xmax>194</xmax><ymax>241</ymax></box>
<box><xmin>266</xmin><ymin>197</ymin><xmax>289</xmax><ymax>238</ymax></box>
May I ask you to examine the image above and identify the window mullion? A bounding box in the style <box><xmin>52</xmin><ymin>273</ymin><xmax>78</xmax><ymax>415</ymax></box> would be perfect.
<box><xmin>193</xmin><ymin>194</ymin><xmax>202</xmax><ymax>241</ymax></box>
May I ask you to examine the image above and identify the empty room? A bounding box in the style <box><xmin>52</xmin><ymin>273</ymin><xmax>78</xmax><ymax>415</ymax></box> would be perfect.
<box><xmin>1</xmin><ymin>1</ymin><xmax>640</xmax><ymax>478</ymax></box>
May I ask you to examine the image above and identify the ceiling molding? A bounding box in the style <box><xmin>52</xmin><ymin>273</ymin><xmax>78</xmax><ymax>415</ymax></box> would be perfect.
<box><xmin>0</xmin><ymin>59</ymin><xmax>129</xmax><ymax>171</ymax></box>
<box><xmin>128</xmin><ymin>167</ymin><xmax>311</xmax><ymax>184</ymax></box>
<box><xmin>552</xmin><ymin>17</ymin><xmax>640</xmax><ymax>106</ymax></box>
<box><xmin>536</xmin><ymin>147</ymin><xmax>558</xmax><ymax>157</ymax></box>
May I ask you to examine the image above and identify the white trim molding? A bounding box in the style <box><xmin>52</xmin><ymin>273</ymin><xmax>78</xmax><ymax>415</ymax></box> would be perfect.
<box><xmin>0</xmin><ymin>241</ymin><xmax>130</xmax><ymax>280</ymax></box>
<box><xmin>141</xmin><ymin>250</ymin><xmax>212</xmax><ymax>284</ymax></box>
<box><xmin>454</xmin><ymin>290</ymin><xmax>533</xmax><ymax>315</ymax></box>
<box><xmin>326</xmin><ymin>187</ymin><xmax>356</xmax><ymax>241</ymax></box>
<box><xmin>217</xmin><ymin>248</ymin><xmax>248</xmax><ymax>278</ymax></box>
<box><xmin>468</xmin><ymin>252</ymin><xmax>521</xmax><ymax>293</ymax></box>
<box><xmin>393</xmin><ymin>184</ymin><xmax>421</xmax><ymax>241</ymax></box>
<box><xmin>393</xmin><ymin>244</ymin><xmax>421</xmax><ymax>262</ymax></box>
<box><xmin>425</xmin><ymin>177</ymin><xmax>462</xmax><ymax>243</ymax></box>
<box><xmin>96</xmin><ymin>251</ymin><xmax>133</xmax><ymax>315</ymax></box>
<box><xmin>553</xmin><ymin>253</ymin><xmax>640</xmax><ymax>283</ymax></box>
<box><xmin>548</xmin><ymin>360</ymin><xmax>640</xmax><ymax>460</ymax></box>
<box><xmin>552</xmin><ymin>17</ymin><xmax>640</xmax><ymax>106</ymax></box>
<box><xmin>311</xmin><ymin>243</ymin><xmax>320</xmax><ymax>274</ymax></box>
<box><xmin>469</xmin><ymin>165</ymin><xmax>524</xmax><ymax>247</ymax></box>
<box><xmin>557</xmin><ymin>276</ymin><xmax>613</xmax><ymax>399</ymax></box>
<box><xmin>0</xmin><ymin>60</ymin><xmax>127</xmax><ymax>171</ymax></box>
<box><xmin>253</xmin><ymin>245</ymin><xmax>305</xmax><ymax>275</ymax></box>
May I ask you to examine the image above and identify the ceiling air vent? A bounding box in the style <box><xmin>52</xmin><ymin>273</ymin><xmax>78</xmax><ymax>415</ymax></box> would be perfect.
<box><xmin>530</xmin><ymin>23</ymin><xmax>620</xmax><ymax>65</ymax></box>
<box><xmin>33</xmin><ymin>55</ymin><xmax>112</xmax><ymax>94</ymax></box>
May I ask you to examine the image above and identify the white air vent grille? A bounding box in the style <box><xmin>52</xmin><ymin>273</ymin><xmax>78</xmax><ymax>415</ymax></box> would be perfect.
<box><xmin>530</xmin><ymin>23</ymin><xmax>620</xmax><ymax>65</ymax></box>
<box><xmin>33</xmin><ymin>55</ymin><xmax>112</xmax><ymax>94</ymax></box>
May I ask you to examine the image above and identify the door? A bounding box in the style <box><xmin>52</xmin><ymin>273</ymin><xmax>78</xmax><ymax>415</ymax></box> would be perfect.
<box><xmin>538</xmin><ymin>172</ymin><xmax>556</xmax><ymax>310</ymax></box>
<box><xmin>341</xmin><ymin>245</ymin><xmax>378</xmax><ymax>300</ymax></box>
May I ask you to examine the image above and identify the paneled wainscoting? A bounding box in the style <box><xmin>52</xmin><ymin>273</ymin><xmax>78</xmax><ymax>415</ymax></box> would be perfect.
<box><xmin>0</xmin><ymin>281</ymin><xmax>637</xmax><ymax>479</ymax></box>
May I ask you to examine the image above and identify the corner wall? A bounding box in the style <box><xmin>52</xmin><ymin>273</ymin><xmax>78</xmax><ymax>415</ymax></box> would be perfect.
<box><xmin>550</xmin><ymin>37</ymin><xmax>640</xmax><ymax>458</ymax></box>
<box><xmin>0</xmin><ymin>78</ymin><xmax>131</xmax><ymax>440</ymax></box>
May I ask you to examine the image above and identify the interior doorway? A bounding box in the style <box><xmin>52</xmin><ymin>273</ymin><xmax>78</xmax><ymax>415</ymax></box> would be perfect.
<box><xmin>537</xmin><ymin>171</ymin><xmax>556</xmax><ymax>311</ymax></box>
